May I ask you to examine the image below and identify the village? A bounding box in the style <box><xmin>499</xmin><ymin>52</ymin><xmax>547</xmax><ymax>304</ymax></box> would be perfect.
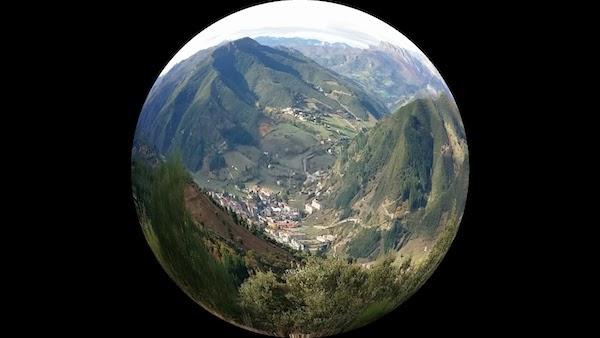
<box><xmin>279</xmin><ymin>105</ymin><xmax>361</xmax><ymax>137</ymax></box>
<box><xmin>199</xmin><ymin>103</ymin><xmax>369</xmax><ymax>254</ymax></box>
<box><xmin>207</xmin><ymin>180</ymin><xmax>337</xmax><ymax>253</ymax></box>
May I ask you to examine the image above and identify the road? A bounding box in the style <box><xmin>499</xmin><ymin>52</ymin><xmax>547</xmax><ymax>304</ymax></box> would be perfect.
<box><xmin>313</xmin><ymin>218</ymin><xmax>359</xmax><ymax>229</ymax></box>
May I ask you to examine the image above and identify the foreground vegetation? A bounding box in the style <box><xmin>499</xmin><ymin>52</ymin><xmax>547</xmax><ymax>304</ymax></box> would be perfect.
<box><xmin>132</xmin><ymin>157</ymin><xmax>459</xmax><ymax>336</ymax></box>
<box><xmin>132</xmin><ymin>157</ymin><xmax>242</xmax><ymax>318</ymax></box>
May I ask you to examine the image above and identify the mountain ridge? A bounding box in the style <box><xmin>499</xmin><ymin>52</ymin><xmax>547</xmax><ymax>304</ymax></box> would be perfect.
<box><xmin>135</xmin><ymin>37</ymin><xmax>388</xmax><ymax>172</ymax></box>
<box><xmin>320</xmin><ymin>95</ymin><xmax>468</xmax><ymax>259</ymax></box>
<box><xmin>255</xmin><ymin>36</ymin><xmax>449</xmax><ymax>110</ymax></box>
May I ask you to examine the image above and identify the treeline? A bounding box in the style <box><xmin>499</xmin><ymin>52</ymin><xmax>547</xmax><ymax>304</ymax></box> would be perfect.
<box><xmin>239</xmin><ymin>255</ymin><xmax>413</xmax><ymax>336</ymax></box>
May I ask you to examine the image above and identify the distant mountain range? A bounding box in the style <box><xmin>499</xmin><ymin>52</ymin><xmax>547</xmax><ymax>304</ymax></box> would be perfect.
<box><xmin>136</xmin><ymin>37</ymin><xmax>388</xmax><ymax>171</ymax></box>
<box><xmin>255</xmin><ymin>36</ymin><xmax>449</xmax><ymax>110</ymax></box>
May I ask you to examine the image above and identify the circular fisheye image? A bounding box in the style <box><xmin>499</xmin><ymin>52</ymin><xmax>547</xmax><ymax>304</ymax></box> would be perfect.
<box><xmin>132</xmin><ymin>1</ymin><xmax>468</xmax><ymax>336</ymax></box>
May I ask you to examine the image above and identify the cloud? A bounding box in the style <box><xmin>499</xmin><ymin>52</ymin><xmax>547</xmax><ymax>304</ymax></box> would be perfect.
<box><xmin>159</xmin><ymin>0</ymin><xmax>421</xmax><ymax>75</ymax></box>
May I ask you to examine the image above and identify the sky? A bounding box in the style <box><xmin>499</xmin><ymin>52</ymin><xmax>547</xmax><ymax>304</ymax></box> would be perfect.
<box><xmin>159</xmin><ymin>0</ymin><xmax>422</xmax><ymax>75</ymax></box>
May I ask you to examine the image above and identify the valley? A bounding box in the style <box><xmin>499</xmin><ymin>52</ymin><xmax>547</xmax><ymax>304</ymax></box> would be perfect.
<box><xmin>134</xmin><ymin>36</ymin><xmax>467</xmax><ymax>264</ymax></box>
<box><xmin>184</xmin><ymin>93</ymin><xmax>467</xmax><ymax>264</ymax></box>
<box><xmin>189</xmin><ymin>101</ymin><xmax>370</xmax><ymax>254</ymax></box>
<box><xmin>132</xmin><ymin>29</ymin><xmax>469</xmax><ymax>336</ymax></box>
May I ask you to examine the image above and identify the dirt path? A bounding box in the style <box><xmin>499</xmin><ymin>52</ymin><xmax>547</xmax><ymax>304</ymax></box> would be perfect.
<box><xmin>313</xmin><ymin>218</ymin><xmax>359</xmax><ymax>230</ymax></box>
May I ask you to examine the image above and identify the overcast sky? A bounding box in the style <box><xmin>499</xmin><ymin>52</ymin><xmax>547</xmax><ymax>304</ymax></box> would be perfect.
<box><xmin>159</xmin><ymin>0</ymin><xmax>423</xmax><ymax>75</ymax></box>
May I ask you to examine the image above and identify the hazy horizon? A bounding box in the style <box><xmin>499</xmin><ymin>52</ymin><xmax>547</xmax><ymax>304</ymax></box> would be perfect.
<box><xmin>159</xmin><ymin>0</ymin><xmax>422</xmax><ymax>76</ymax></box>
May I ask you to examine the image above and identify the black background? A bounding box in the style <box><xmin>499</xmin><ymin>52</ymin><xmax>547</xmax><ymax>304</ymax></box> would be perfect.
<box><xmin>55</xmin><ymin>1</ymin><xmax>555</xmax><ymax>336</ymax></box>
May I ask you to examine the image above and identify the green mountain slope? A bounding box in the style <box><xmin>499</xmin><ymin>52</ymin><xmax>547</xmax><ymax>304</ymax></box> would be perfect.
<box><xmin>255</xmin><ymin>36</ymin><xmax>449</xmax><ymax>111</ymax></box>
<box><xmin>324</xmin><ymin>95</ymin><xmax>468</xmax><ymax>259</ymax></box>
<box><xmin>135</xmin><ymin>37</ymin><xmax>388</xmax><ymax>172</ymax></box>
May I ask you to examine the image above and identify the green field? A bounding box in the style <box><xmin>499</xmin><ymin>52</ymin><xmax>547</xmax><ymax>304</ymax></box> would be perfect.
<box><xmin>262</xmin><ymin>123</ymin><xmax>317</xmax><ymax>155</ymax></box>
<box><xmin>223</xmin><ymin>150</ymin><xmax>256</xmax><ymax>171</ymax></box>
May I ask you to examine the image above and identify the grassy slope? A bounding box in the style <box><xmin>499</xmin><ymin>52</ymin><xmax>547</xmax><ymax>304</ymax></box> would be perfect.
<box><xmin>345</xmin><ymin>210</ymin><xmax>462</xmax><ymax>331</ymax></box>
<box><xmin>328</xmin><ymin>95</ymin><xmax>468</xmax><ymax>259</ymax></box>
<box><xmin>135</xmin><ymin>38</ymin><xmax>388</xmax><ymax>175</ymax></box>
<box><xmin>255</xmin><ymin>37</ymin><xmax>443</xmax><ymax>110</ymax></box>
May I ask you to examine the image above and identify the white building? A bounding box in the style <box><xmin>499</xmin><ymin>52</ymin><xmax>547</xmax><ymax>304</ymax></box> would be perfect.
<box><xmin>289</xmin><ymin>238</ymin><xmax>305</xmax><ymax>251</ymax></box>
<box><xmin>277</xmin><ymin>231</ymin><xmax>290</xmax><ymax>243</ymax></box>
<box><xmin>305</xmin><ymin>204</ymin><xmax>313</xmax><ymax>215</ymax></box>
<box><xmin>311</xmin><ymin>199</ymin><xmax>321</xmax><ymax>211</ymax></box>
<box><xmin>316</xmin><ymin>234</ymin><xmax>336</xmax><ymax>243</ymax></box>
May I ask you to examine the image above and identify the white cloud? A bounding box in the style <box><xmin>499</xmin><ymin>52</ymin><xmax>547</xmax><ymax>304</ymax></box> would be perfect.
<box><xmin>159</xmin><ymin>0</ymin><xmax>423</xmax><ymax>75</ymax></box>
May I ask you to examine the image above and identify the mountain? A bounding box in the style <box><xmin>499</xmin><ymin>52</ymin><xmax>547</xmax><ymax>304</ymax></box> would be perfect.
<box><xmin>321</xmin><ymin>95</ymin><xmax>468</xmax><ymax>259</ymax></box>
<box><xmin>255</xmin><ymin>36</ymin><xmax>449</xmax><ymax>110</ymax></box>
<box><xmin>254</xmin><ymin>36</ymin><xmax>354</xmax><ymax>49</ymax></box>
<box><xmin>135</xmin><ymin>37</ymin><xmax>388</xmax><ymax>172</ymax></box>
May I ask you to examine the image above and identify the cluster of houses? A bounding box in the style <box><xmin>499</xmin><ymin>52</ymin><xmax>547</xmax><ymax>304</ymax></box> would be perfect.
<box><xmin>304</xmin><ymin>198</ymin><xmax>321</xmax><ymax>215</ymax></box>
<box><xmin>301</xmin><ymin>169</ymin><xmax>330</xmax><ymax>216</ymax></box>
<box><xmin>264</xmin><ymin>227</ymin><xmax>336</xmax><ymax>253</ymax></box>
<box><xmin>316</xmin><ymin>234</ymin><xmax>336</xmax><ymax>243</ymax></box>
<box><xmin>208</xmin><ymin>187</ymin><xmax>312</xmax><ymax>251</ymax></box>
<box><xmin>209</xmin><ymin>187</ymin><xmax>303</xmax><ymax>227</ymax></box>
<box><xmin>264</xmin><ymin>227</ymin><xmax>306</xmax><ymax>251</ymax></box>
<box><xmin>302</xmin><ymin>234</ymin><xmax>337</xmax><ymax>253</ymax></box>
<box><xmin>207</xmin><ymin>191</ymin><xmax>252</xmax><ymax>219</ymax></box>
<box><xmin>280</xmin><ymin>106</ymin><xmax>326</xmax><ymax>123</ymax></box>
<box><xmin>247</xmin><ymin>187</ymin><xmax>301</xmax><ymax>226</ymax></box>
<box><xmin>207</xmin><ymin>186</ymin><xmax>339</xmax><ymax>253</ymax></box>
<box><xmin>278</xmin><ymin>104</ymin><xmax>365</xmax><ymax>164</ymax></box>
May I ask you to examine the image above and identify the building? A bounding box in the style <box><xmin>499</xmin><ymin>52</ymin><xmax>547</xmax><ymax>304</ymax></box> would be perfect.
<box><xmin>316</xmin><ymin>234</ymin><xmax>336</xmax><ymax>242</ymax></box>
<box><xmin>278</xmin><ymin>231</ymin><xmax>290</xmax><ymax>243</ymax></box>
<box><xmin>289</xmin><ymin>238</ymin><xmax>305</xmax><ymax>251</ymax></box>
<box><xmin>305</xmin><ymin>204</ymin><xmax>313</xmax><ymax>215</ymax></box>
<box><xmin>311</xmin><ymin>199</ymin><xmax>321</xmax><ymax>211</ymax></box>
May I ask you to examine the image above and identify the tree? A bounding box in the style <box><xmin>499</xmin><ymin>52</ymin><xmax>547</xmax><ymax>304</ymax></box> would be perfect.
<box><xmin>284</xmin><ymin>257</ymin><xmax>370</xmax><ymax>335</ymax></box>
<box><xmin>239</xmin><ymin>271</ymin><xmax>293</xmax><ymax>335</ymax></box>
<box><xmin>239</xmin><ymin>256</ymin><xmax>397</xmax><ymax>336</ymax></box>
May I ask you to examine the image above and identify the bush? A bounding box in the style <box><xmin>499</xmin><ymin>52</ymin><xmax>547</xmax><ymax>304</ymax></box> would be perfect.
<box><xmin>239</xmin><ymin>255</ymin><xmax>409</xmax><ymax>336</ymax></box>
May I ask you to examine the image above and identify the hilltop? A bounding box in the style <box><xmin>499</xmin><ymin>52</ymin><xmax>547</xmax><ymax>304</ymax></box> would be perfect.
<box><xmin>135</xmin><ymin>37</ymin><xmax>387</xmax><ymax>174</ymax></box>
<box><xmin>312</xmin><ymin>95</ymin><xmax>468</xmax><ymax>260</ymax></box>
<box><xmin>255</xmin><ymin>36</ymin><xmax>449</xmax><ymax>110</ymax></box>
